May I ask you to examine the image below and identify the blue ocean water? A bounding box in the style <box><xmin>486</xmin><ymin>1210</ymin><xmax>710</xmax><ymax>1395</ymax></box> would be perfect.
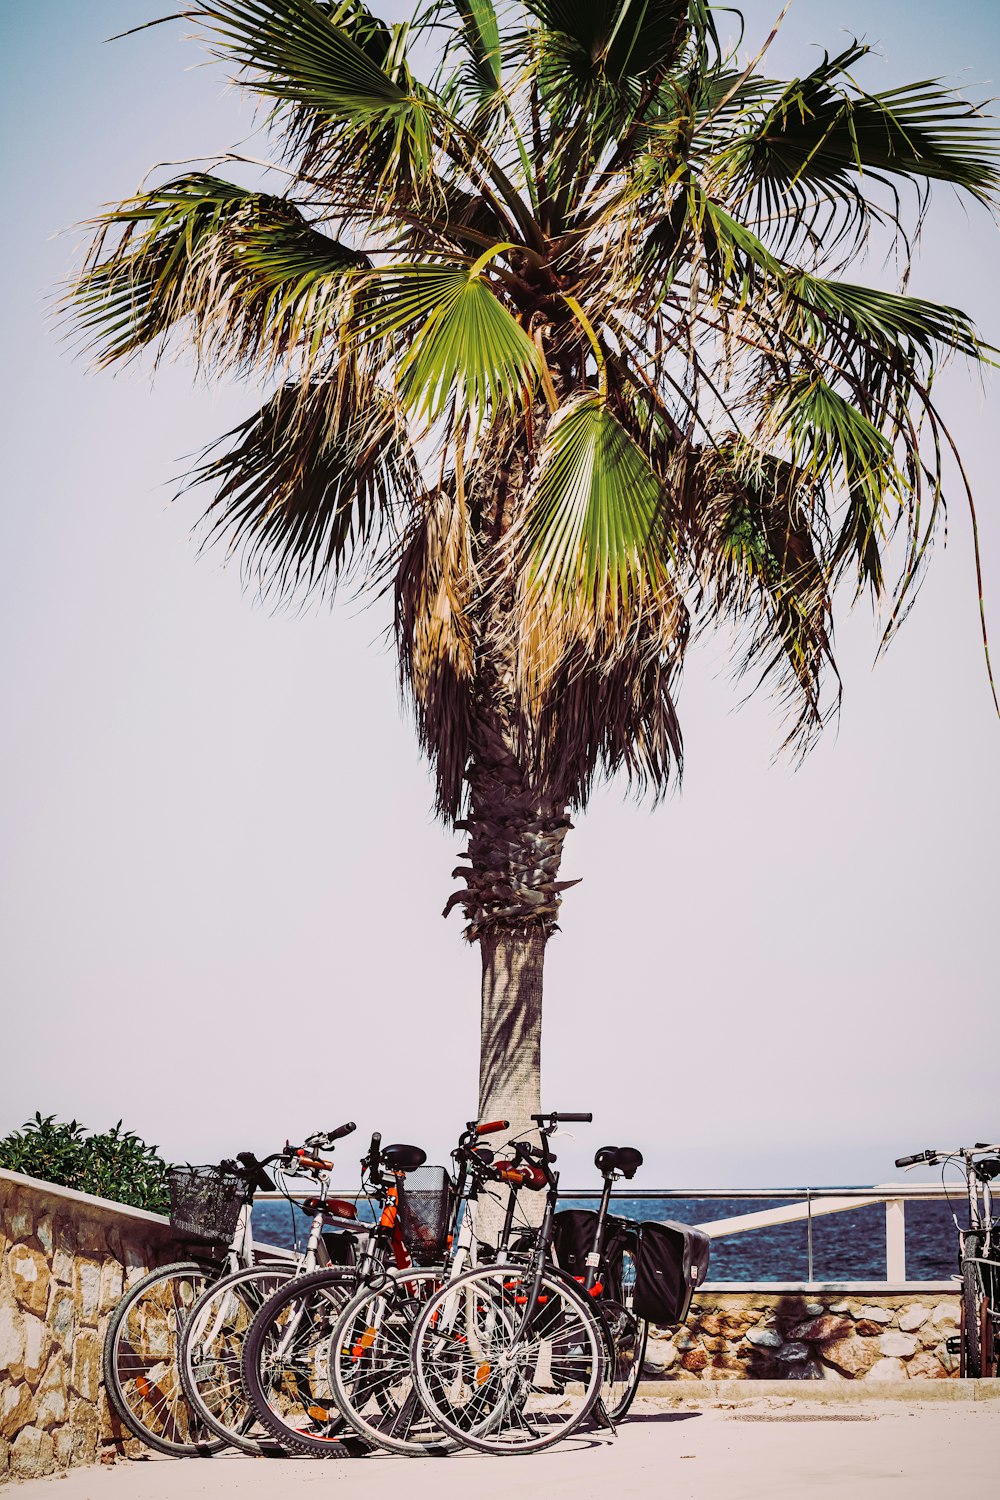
<box><xmin>253</xmin><ymin>1193</ymin><xmax>960</xmax><ymax>1282</ymax></box>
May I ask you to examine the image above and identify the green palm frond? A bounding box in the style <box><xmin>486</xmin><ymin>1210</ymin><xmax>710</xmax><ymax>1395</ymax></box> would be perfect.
<box><xmin>733</xmin><ymin>43</ymin><xmax>1000</xmax><ymax>207</ymax></box>
<box><xmin>74</xmin><ymin>174</ymin><xmax>364</xmax><ymax>371</ymax></box>
<box><xmin>520</xmin><ymin>392</ymin><xmax>670</xmax><ymax>615</ymax></box>
<box><xmin>355</xmin><ymin>254</ymin><xmax>542</xmax><ymax>423</ymax></box>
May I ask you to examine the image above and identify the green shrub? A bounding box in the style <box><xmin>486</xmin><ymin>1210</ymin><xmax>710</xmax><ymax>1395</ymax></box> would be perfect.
<box><xmin>0</xmin><ymin>1112</ymin><xmax>171</xmax><ymax>1214</ymax></box>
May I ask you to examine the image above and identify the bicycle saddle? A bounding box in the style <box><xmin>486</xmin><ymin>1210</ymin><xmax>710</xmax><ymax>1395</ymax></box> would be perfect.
<box><xmin>594</xmin><ymin>1145</ymin><xmax>643</xmax><ymax>1179</ymax></box>
<box><xmin>381</xmin><ymin>1143</ymin><xmax>427</xmax><ymax>1172</ymax></box>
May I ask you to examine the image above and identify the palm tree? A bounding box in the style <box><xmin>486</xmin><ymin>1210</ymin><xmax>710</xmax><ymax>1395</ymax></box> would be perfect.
<box><xmin>71</xmin><ymin>0</ymin><xmax>997</xmax><ymax>1138</ymax></box>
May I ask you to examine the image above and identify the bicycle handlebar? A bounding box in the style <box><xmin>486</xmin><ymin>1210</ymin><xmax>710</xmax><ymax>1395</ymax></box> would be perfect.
<box><xmin>477</xmin><ymin>1119</ymin><xmax>509</xmax><ymax>1136</ymax></box>
<box><xmin>365</xmin><ymin>1132</ymin><xmax>382</xmax><ymax>1179</ymax></box>
<box><xmin>896</xmin><ymin>1144</ymin><xmax>1000</xmax><ymax>1168</ymax></box>
<box><xmin>531</xmin><ymin>1111</ymin><xmax>592</xmax><ymax>1126</ymax></box>
<box><xmin>235</xmin><ymin>1151</ymin><xmax>276</xmax><ymax>1194</ymax></box>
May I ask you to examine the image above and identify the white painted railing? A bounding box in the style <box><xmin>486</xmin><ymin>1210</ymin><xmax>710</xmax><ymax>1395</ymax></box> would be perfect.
<box><xmin>256</xmin><ymin>1182</ymin><xmax>956</xmax><ymax>1289</ymax></box>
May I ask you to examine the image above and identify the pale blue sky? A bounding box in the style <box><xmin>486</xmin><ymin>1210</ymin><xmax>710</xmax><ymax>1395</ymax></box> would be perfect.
<box><xmin>1</xmin><ymin>2</ymin><xmax>997</xmax><ymax>1187</ymax></box>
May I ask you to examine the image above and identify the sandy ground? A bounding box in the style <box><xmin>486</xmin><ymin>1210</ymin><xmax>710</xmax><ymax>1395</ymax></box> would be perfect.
<box><xmin>10</xmin><ymin>1401</ymin><xmax>997</xmax><ymax>1500</ymax></box>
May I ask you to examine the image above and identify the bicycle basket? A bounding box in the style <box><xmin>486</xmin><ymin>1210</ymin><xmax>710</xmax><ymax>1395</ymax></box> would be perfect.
<box><xmin>398</xmin><ymin>1165</ymin><xmax>455</xmax><ymax>1266</ymax></box>
<box><xmin>168</xmin><ymin>1163</ymin><xmax>245</xmax><ymax>1243</ymax></box>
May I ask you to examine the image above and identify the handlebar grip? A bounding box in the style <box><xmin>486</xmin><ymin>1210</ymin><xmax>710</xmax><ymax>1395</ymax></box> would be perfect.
<box><xmin>330</xmin><ymin>1121</ymin><xmax>356</xmax><ymax>1141</ymax></box>
<box><xmin>894</xmin><ymin>1151</ymin><xmax>931</xmax><ymax>1168</ymax></box>
<box><xmin>477</xmin><ymin>1119</ymin><xmax>509</xmax><ymax>1136</ymax></box>
<box><xmin>366</xmin><ymin>1132</ymin><xmax>382</xmax><ymax>1175</ymax></box>
<box><xmin>555</xmin><ymin>1112</ymin><xmax>593</xmax><ymax>1124</ymax></box>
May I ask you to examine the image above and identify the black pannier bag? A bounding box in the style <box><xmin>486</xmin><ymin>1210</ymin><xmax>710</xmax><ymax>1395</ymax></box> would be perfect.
<box><xmin>632</xmin><ymin>1220</ymin><xmax>711</xmax><ymax>1325</ymax></box>
<box><xmin>552</xmin><ymin>1209</ymin><xmax>637</xmax><ymax>1302</ymax></box>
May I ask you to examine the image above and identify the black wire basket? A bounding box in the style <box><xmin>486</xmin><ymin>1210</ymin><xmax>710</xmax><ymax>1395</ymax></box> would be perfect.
<box><xmin>168</xmin><ymin>1163</ymin><xmax>246</xmax><ymax>1243</ymax></box>
<box><xmin>399</xmin><ymin>1165</ymin><xmax>455</xmax><ymax>1266</ymax></box>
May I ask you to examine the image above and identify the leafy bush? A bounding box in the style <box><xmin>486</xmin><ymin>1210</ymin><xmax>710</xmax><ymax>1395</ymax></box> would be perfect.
<box><xmin>0</xmin><ymin>1112</ymin><xmax>171</xmax><ymax>1213</ymax></box>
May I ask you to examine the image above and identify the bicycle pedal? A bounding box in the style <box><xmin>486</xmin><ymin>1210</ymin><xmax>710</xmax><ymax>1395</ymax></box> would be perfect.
<box><xmin>945</xmin><ymin>1336</ymin><xmax>963</xmax><ymax>1355</ymax></box>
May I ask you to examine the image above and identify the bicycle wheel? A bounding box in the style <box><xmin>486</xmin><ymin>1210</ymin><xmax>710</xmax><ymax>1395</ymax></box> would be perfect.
<box><xmin>962</xmin><ymin>1256</ymin><xmax>983</xmax><ymax>1378</ymax></box>
<box><xmin>180</xmin><ymin>1263</ymin><xmax>296</xmax><ymax>1453</ymax></box>
<box><xmin>330</xmin><ymin>1269</ymin><xmax>459</xmax><ymax>1455</ymax></box>
<box><xmin>599</xmin><ymin>1300</ymin><xmax>648</xmax><ymax>1422</ymax></box>
<box><xmin>103</xmin><ymin>1260</ymin><xmax>226</xmax><ymax>1457</ymax></box>
<box><xmin>412</xmin><ymin>1264</ymin><xmax>604</xmax><ymax>1455</ymax></box>
<box><xmin>241</xmin><ymin>1267</ymin><xmax>361</xmax><ymax>1456</ymax></box>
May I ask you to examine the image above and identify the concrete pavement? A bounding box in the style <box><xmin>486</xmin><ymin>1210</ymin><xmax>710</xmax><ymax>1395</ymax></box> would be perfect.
<box><xmin>9</xmin><ymin>1400</ymin><xmax>997</xmax><ymax>1500</ymax></box>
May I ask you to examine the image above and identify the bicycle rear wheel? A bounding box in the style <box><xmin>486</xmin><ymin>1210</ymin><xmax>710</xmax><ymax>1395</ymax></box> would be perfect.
<box><xmin>412</xmin><ymin>1264</ymin><xmax>603</xmax><ymax>1455</ymax></box>
<box><xmin>103</xmin><ymin>1261</ymin><xmax>226</xmax><ymax>1456</ymax></box>
<box><xmin>241</xmin><ymin>1267</ymin><xmax>361</xmax><ymax>1456</ymax></box>
<box><xmin>180</xmin><ymin>1263</ymin><xmax>295</xmax><ymax>1453</ymax></box>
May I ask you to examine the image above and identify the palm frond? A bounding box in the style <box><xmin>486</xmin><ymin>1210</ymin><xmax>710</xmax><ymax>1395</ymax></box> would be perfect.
<box><xmin>191</xmin><ymin>371</ymin><xmax>417</xmax><ymax>600</ymax></box>
<box><xmin>73</xmin><ymin>173</ymin><xmax>363</xmax><ymax>372</ymax></box>
<box><xmin>354</xmin><ymin>255</ymin><xmax>542</xmax><ymax>424</ymax></box>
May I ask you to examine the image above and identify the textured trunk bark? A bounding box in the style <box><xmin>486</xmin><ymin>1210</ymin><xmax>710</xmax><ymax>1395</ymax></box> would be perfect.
<box><xmin>478</xmin><ymin>927</ymin><xmax>545</xmax><ymax>1136</ymax></box>
<box><xmin>477</xmin><ymin>926</ymin><xmax>546</xmax><ymax>1240</ymax></box>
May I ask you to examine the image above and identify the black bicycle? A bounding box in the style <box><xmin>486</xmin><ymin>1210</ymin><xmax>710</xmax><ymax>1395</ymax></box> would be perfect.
<box><xmin>896</xmin><ymin>1141</ymin><xmax>1000</xmax><ymax>1377</ymax></box>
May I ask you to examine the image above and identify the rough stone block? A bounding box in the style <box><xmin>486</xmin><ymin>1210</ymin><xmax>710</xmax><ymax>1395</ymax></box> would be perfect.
<box><xmin>681</xmin><ymin>1348</ymin><xmax>709</xmax><ymax>1373</ymax></box>
<box><xmin>746</xmin><ymin>1327</ymin><xmax>782</xmax><ymax>1348</ymax></box>
<box><xmin>856</xmin><ymin>1306</ymin><xmax>892</xmax><ymax>1325</ymax></box>
<box><xmin>74</xmin><ymin>1259</ymin><xmax>101</xmax><ymax>1324</ymax></box>
<box><xmin>10</xmin><ymin>1425</ymin><xmax>55</xmax><ymax>1480</ymax></box>
<box><xmin>1</xmin><ymin>1382</ymin><xmax>34</xmax><ymax>1440</ymax></box>
<box><xmin>8</xmin><ymin>1246</ymin><xmax>50</xmax><ymax>1317</ymax></box>
<box><xmin>930</xmin><ymin>1302</ymin><xmax>960</xmax><ymax>1328</ymax></box>
<box><xmin>35</xmin><ymin>1215</ymin><xmax>54</xmax><ymax>1256</ymax></box>
<box><xmin>898</xmin><ymin>1304</ymin><xmax>930</xmax><ymax>1333</ymax></box>
<box><xmin>50</xmin><ymin>1291</ymin><xmax>75</xmax><ymax>1349</ymax></box>
<box><xmin>820</xmin><ymin>1336</ymin><xmax>881</xmax><ymax>1378</ymax></box>
<box><xmin>776</xmin><ymin>1341</ymin><xmax>810</xmax><ymax>1363</ymax></box>
<box><xmin>100</xmin><ymin>1258</ymin><xmax>124</xmax><ymax>1312</ymax></box>
<box><xmin>789</xmin><ymin>1315</ymin><xmax>853</xmax><ymax>1344</ymax></box>
<box><xmin>643</xmin><ymin>1342</ymin><xmax>677</xmax><ymax>1372</ymax></box>
<box><xmin>908</xmin><ymin>1350</ymin><xmax>955</xmax><ymax>1379</ymax></box>
<box><xmin>21</xmin><ymin>1314</ymin><xmax>49</xmax><ymax>1385</ymax></box>
<box><xmin>51</xmin><ymin>1246</ymin><xmax>75</xmax><ymax>1286</ymax></box>
<box><xmin>54</xmin><ymin>1427</ymin><xmax>75</xmax><ymax>1467</ymax></box>
<box><xmin>855</xmin><ymin>1319</ymin><xmax>885</xmax><ymax>1337</ymax></box>
<box><xmin>0</xmin><ymin>1302</ymin><xmax>25</xmax><ymax>1375</ymax></box>
<box><xmin>71</xmin><ymin>1399</ymin><xmax>99</xmax><ymax>1464</ymax></box>
<box><xmin>879</xmin><ymin>1331</ymin><xmax>917</xmax><ymax>1359</ymax></box>
<box><xmin>70</xmin><ymin>1331</ymin><xmax>101</xmax><ymax>1403</ymax></box>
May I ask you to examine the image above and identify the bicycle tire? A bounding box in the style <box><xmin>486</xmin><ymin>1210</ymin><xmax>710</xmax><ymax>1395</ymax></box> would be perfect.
<box><xmin>103</xmin><ymin>1260</ymin><xmax>227</xmax><ymax>1457</ymax></box>
<box><xmin>179</xmin><ymin>1262</ymin><xmax>296</xmax><ymax>1454</ymax></box>
<box><xmin>241</xmin><ymin>1267</ymin><xmax>364</xmax><ymax>1457</ymax></box>
<box><xmin>599</xmin><ymin>1300</ymin><xmax>648</xmax><ymax>1422</ymax></box>
<box><xmin>330</xmin><ymin>1269</ymin><xmax>459</xmax><ymax>1455</ymax></box>
<box><xmin>412</xmin><ymin>1263</ymin><xmax>604</xmax><ymax>1455</ymax></box>
<box><xmin>962</xmin><ymin>1256</ymin><xmax>983</xmax><ymax>1378</ymax></box>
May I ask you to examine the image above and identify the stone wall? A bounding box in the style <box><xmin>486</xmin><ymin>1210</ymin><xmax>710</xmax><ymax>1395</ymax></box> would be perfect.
<box><xmin>0</xmin><ymin>1168</ymin><xmax>182</xmax><ymax>1484</ymax></box>
<box><xmin>643</xmin><ymin>1289</ymin><xmax>961</xmax><ymax>1382</ymax></box>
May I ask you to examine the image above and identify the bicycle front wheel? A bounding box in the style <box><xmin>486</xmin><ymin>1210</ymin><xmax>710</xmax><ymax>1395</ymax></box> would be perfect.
<box><xmin>412</xmin><ymin>1265</ymin><xmax>604</xmax><ymax>1455</ymax></box>
<box><xmin>103</xmin><ymin>1261</ymin><xmax>226</xmax><ymax>1456</ymax></box>
<box><xmin>962</xmin><ymin>1256</ymin><xmax>984</xmax><ymax>1378</ymax></box>
<box><xmin>180</xmin><ymin>1263</ymin><xmax>296</xmax><ymax>1453</ymax></box>
<box><xmin>241</xmin><ymin>1268</ymin><xmax>359</xmax><ymax>1456</ymax></box>
<box><xmin>330</xmin><ymin>1269</ymin><xmax>458</xmax><ymax>1455</ymax></box>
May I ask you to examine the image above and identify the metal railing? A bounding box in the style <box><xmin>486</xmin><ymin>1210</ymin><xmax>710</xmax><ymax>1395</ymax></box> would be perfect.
<box><xmin>255</xmin><ymin>1181</ymin><xmax>958</xmax><ymax>1288</ymax></box>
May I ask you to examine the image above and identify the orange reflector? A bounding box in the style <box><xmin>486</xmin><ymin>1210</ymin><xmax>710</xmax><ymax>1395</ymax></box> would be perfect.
<box><xmin>475</xmin><ymin>1363</ymin><xmax>491</xmax><ymax>1385</ymax></box>
<box><xmin>135</xmin><ymin>1377</ymin><xmax>151</xmax><ymax>1398</ymax></box>
<box><xmin>360</xmin><ymin>1326</ymin><xmax>378</xmax><ymax>1350</ymax></box>
<box><xmin>307</xmin><ymin>1406</ymin><xmax>330</xmax><ymax>1422</ymax></box>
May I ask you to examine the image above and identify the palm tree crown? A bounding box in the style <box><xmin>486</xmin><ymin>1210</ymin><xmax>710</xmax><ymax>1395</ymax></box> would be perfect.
<box><xmin>71</xmin><ymin>0</ymin><xmax>997</xmax><ymax>1123</ymax></box>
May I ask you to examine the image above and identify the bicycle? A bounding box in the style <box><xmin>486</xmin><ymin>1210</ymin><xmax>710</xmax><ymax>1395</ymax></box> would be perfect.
<box><xmin>896</xmin><ymin>1141</ymin><xmax>1000</xmax><ymax>1377</ymax></box>
<box><xmin>177</xmin><ymin>1123</ymin><xmax>361</xmax><ymax>1454</ymax></box>
<box><xmin>410</xmin><ymin>1110</ymin><xmax>643</xmax><ymax>1455</ymax></box>
<box><xmin>102</xmin><ymin>1147</ymin><xmax>288</xmax><ymax>1457</ymax></box>
<box><xmin>328</xmin><ymin>1116</ymin><xmax>544</xmax><ymax>1455</ymax></box>
<box><xmin>239</xmin><ymin>1130</ymin><xmax>444</xmax><ymax>1456</ymax></box>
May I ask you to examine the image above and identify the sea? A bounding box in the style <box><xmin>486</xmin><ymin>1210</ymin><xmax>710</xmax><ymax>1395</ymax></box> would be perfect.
<box><xmin>253</xmin><ymin>1192</ymin><xmax>961</xmax><ymax>1282</ymax></box>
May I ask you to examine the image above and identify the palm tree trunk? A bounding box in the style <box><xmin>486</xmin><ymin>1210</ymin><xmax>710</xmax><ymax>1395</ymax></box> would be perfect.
<box><xmin>478</xmin><ymin>927</ymin><xmax>545</xmax><ymax>1138</ymax></box>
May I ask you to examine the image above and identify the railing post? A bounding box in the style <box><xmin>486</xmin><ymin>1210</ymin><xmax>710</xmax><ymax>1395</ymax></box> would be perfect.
<box><xmin>806</xmin><ymin>1188</ymin><xmax>813</xmax><ymax>1283</ymax></box>
<box><xmin>886</xmin><ymin>1197</ymin><xmax>906</xmax><ymax>1282</ymax></box>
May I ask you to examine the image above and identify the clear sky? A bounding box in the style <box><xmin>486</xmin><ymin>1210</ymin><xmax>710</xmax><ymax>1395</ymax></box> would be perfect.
<box><xmin>1</xmin><ymin>1</ymin><xmax>997</xmax><ymax>1189</ymax></box>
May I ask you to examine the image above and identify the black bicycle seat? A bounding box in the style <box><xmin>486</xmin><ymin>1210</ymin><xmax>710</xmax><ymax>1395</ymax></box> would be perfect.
<box><xmin>381</xmin><ymin>1143</ymin><xmax>427</xmax><ymax>1172</ymax></box>
<box><xmin>595</xmin><ymin>1145</ymin><xmax>643</xmax><ymax>1180</ymax></box>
